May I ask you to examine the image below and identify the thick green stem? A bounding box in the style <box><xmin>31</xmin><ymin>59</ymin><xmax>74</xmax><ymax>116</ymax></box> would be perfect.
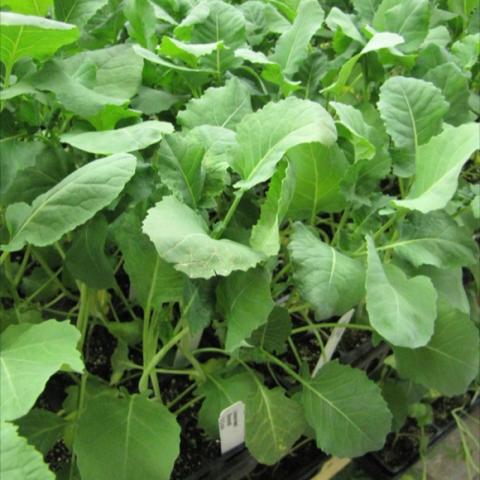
<box><xmin>76</xmin><ymin>284</ymin><xmax>91</xmax><ymax>351</ymax></box>
<box><xmin>213</xmin><ymin>191</ymin><xmax>244</xmax><ymax>239</ymax></box>
<box><xmin>331</xmin><ymin>206</ymin><xmax>350</xmax><ymax>246</ymax></box>
<box><xmin>292</xmin><ymin>322</ymin><xmax>374</xmax><ymax>335</ymax></box>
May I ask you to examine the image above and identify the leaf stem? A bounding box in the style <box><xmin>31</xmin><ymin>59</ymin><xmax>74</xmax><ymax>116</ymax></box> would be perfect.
<box><xmin>213</xmin><ymin>190</ymin><xmax>244</xmax><ymax>239</ymax></box>
<box><xmin>291</xmin><ymin>322</ymin><xmax>374</xmax><ymax>334</ymax></box>
<box><xmin>331</xmin><ymin>206</ymin><xmax>350</xmax><ymax>246</ymax></box>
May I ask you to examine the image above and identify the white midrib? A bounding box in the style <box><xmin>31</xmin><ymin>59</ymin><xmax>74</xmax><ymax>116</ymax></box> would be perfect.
<box><xmin>122</xmin><ymin>398</ymin><xmax>135</xmax><ymax>476</ymax></box>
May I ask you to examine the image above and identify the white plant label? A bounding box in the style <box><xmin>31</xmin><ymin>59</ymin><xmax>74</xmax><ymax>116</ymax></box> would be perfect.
<box><xmin>218</xmin><ymin>400</ymin><xmax>245</xmax><ymax>454</ymax></box>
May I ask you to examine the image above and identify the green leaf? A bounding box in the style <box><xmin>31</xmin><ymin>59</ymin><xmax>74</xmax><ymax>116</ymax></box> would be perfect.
<box><xmin>452</xmin><ymin>33</ymin><xmax>479</xmax><ymax>70</ymax></box>
<box><xmin>182</xmin><ymin>279</ymin><xmax>214</xmax><ymax>334</ymax></box>
<box><xmin>157</xmin><ymin>132</ymin><xmax>205</xmax><ymax>208</ymax></box>
<box><xmin>178</xmin><ymin>77</ymin><xmax>252</xmax><ymax>130</ymax></box>
<box><xmin>366</xmin><ymin>236</ymin><xmax>437</xmax><ymax>348</ymax></box>
<box><xmin>16</xmin><ymin>409</ymin><xmax>67</xmax><ymax>456</ymax></box>
<box><xmin>159</xmin><ymin>37</ymin><xmax>223</xmax><ymax>67</ymax></box>
<box><xmin>54</xmin><ymin>0</ymin><xmax>107</xmax><ymax>26</ymax></box>
<box><xmin>0</xmin><ymin>421</ymin><xmax>54</xmax><ymax>480</ymax></box>
<box><xmin>325</xmin><ymin>7</ymin><xmax>364</xmax><ymax>44</ymax></box>
<box><xmin>132</xmin><ymin>86</ymin><xmax>181</xmax><ymax>115</ymax></box>
<box><xmin>270</xmin><ymin>0</ymin><xmax>324</xmax><ymax>77</ymax></box>
<box><xmin>373</xmin><ymin>0</ymin><xmax>429</xmax><ymax>52</ymax></box>
<box><xmin>331</xmin><ymin>102</ymin><xmax>375</xmax><ymax>161</ymax></box>
<box><xmin>113</xmin><ymin>210</ymin><xmax>184</xmax><ymax>307</ymax></box>
<box><xmin>386</xmin><ymin>211</ymin><xmax>478</xmax><ymax>268</ymax></box>
<box><xmin>0</xmin><ymin>0</ymin><xmax>53</xmax><ymax>15</ymax></box>
<box><xmin>289</xmin><ymin>223</ymin><xmax>365</xmax><ymax>320</ymax></box>
<box><xmin>287</xmin><ymin>143</ymin><xmax>348</xmax><ymax>220</ymax></box>
<box><xmin>60</xmin><ymin>121</ymin><xmax>173</xmax><ymax>154</ymax></box>
<box><xmin>394</xmin><ymin>308</ymin><xmax>480</xmax><ymax>396</ymax></box>
<box><xmin>65</xmin><ymin>215</ymin><xmax>115</xmax><ymax>289</ymax></box>
<box><xmin>124</xmin><ymin>0</ymin><xmax>157</xmax><ymax>50</ymax></box>
<box><xmin>322</xmin><ymin>32</ymin><xmax>404</xmax><ymax>95</ymax></box>
<box><xmin>142</xmin><ymin>196</ymin><xmax>263</xmax><ymax>279</ymax></box>
<box><xmin>245</xmin><ymin>384</ymin><xmax>305</xmax><ymax>465</ymax></box>
<box><xmin>75</xmin><ymin>394</ymin><xmax>180</xmax><ymax>480</ymax></box>
<box><xmin>424</xmin><ymin>62</ymin><xmax>472</xmax><ymax>126</ymax></box>
<box><xmin>197</xmin><ymin>371</ymin><xmax>256</xmax><ymax>437</ymax></box>
<box><xmin>0</xmin><ymin>320</ymin><xmax>83</xmax><ymax>421</ymax></box>
<box><xmin>250</xmin><ymin>160</ymin><xmax>295</xmax><ymax>257</ymax></box>
<box><xmin>217</xmin><ymin>267</ymin><xmax>274</xmax><ymax>351</ymax></box>
<box><xmin>377</xmin><ymin>76</ymin><xmax>448</xmax><ymax>152</ymax></box>
<box><xmin>395</xmin><ymin>123</ymin><xmax>480</xmax><ymax>213</ymax></box>
<box><xmin>3</xmin><ymin>153</ymin><xmax>136</xmax><ymax>252</ymax></box>
<box><xmin>232</xmin><ymin>97</ymin><xmax>336</xmax><ymax>191</ymax></box>
<box><xmin>0</xmin><ymin>12</ymin><xmax>78</xmax><ymax>69</ymax></box>
<box><xmin>249</xmin><ymin>306</ymin><xmax>292</xmax><ymax>355</ymax></box>
<box><xmin>301</xmin><ymin>361</ymin><xmax>392</xmax><ymax>457</ymax></box>
<box><xmin>352</xmin><ymin>0</ymin><xmax>380</xmax><ymax>21</ymax></box>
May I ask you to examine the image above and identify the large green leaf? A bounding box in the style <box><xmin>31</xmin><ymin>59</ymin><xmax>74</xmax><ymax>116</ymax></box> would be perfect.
<box><xmin>270</xmin><ymin>0</ymin><xmax>324</xmax><ymax>77</ymax></box>
<box><xmin>157</xmin><ymin>132</ymin><xmax>205</xmax><ymax>208</ymax></box>
<box><xmin>395</xmin><ymin>123</ymin><xmax>480</xmax><ymax>213</ymax></box>
<box><xmin>61</xmin><ymin>121</ymin><xmax>173</xmax><ymax>154</ymax></box>
<box><xmin>3</xmin><ymin>153</ymin><xmax>136</xmax><ymax>252</ymax></box>
<box><xmin>0</xmin><ymin>12</ymin><xmax>79</xmax><ymax>69</ymax></box>
<box><xmin>301</xmin><ymin>361</ymin><xmax>392</xmax><ymax>457</ymax></box>
<box><xmin>385</xmin><ymin>211</ymin><xmax>478</xmax><ymax>268</ymax></box>
<box><xmin>178</xmin><ymin>77</ymin><xmax>252</xmax><ymax>130</ymax></box>
<box><xmin>0</xmin><ymin>320</ymin><xmax>83</xmax><ymax>421</ymax></box>
<box><xmin>249</xmin><ymin>306</ymin><xmax>292</xmax><ymax>354</ymax></box>
<box><xmin>142</xmin><ymin>196</ymin><xmax>263</xmax><ymax>279</ymax></box>
<box><xmin>377</xmin><ymin>76</ymin><xmax>448</xmax><ymax>152</ymax></box>
<box><xmin>287</xmin><ymin>143</ymin><xmax>348</xmax><ymax>220</ymax></box>
<box><xmin>245</xmin><ymin>383</ymin><xmax>305</xmax><ymax>465</ymax></box>
<box><xmin>394</xmin><ymin>308</ymin><xmax>480</xmax><ymax>396</ymax></box>
<box><xmin>250</xmin><ymin>160</ymin><xmax>295</xmax><ymax>257</ymax></box>
<box><xmin>289</xmin><ymin>223</ymin><xmax>365</xmax><ymax>320</ymax></box>
<box><xmin>326</xmin><ymin>7</ymin><xmax>364</xmax><ymax>44</ymax></box>
<box><xmin>217</xmin><ymin>267</ymin><xmax>274</xmax><ymax>351</ymax></box>
<box><xmin>0</xmin><ymin>421</ymin><xmax>54</xmax><ymax>480</ymax></box>
<box><xmin>0</xmin><ymin>0</ymin><xmax>52</xmax><ymax>15</ymax></box>
<box><xmin>366</xmin><ymin>236</ymin><xmax>436</xmax><ymax>348</ymax></box>
<box><xmin>75</xmin><ymin>394</ymin><xmax>180</xmax><ymax>480</ymax></box>
<box><xmin>232</xmin><ymin>97</ymin><xmax>336</xmax><ymax>191</ymax></box>
<box><xmin>373</xmin><ymin>0</ymin><xmax>429</xmax><ymax>52</ymax></box>
<box><xmin>159</xmin><ymin>37</ymin><xmax>223</xmax><ymax>67</ymax></box>
<box><xmin>113</xmin><ymin>210</ymin><xmax>184</xmax><ymax>307</ymax></box>
<box><xmin>65</xmin><ymin>215</ymin><xmax>115</xmax><ymax>289</ymax></box>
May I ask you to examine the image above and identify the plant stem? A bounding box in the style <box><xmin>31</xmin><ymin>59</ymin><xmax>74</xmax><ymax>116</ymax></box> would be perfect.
<box><xmin>173</xmin><ymin>395</ymin><xmax>204</xmax><ymax>416</ymax></box>
<box><xmin>13</xmin><ymin>246</ymin><xmax>31</xmax><ymax>287</ymax></box>
<box><xmin>331</xmin><ymin>206</ymin><xmax>350</xmax><ymax>246</ymax></box>
<box><xmin>213</xmin><ymin>190</ymin><xmax>244</xmax><ymax>239</ymax></box>
<box><xmin>76</xmin><ymin>284</ymin><xmax>91</xmax><ymax>351</ymax></box>
<box><xmin>0</xmin><ymin>250</ymin><xmax>9</xmax><ymax>266</ymax></box>
<box><xmin>167</xmin><ymin>383</ymin><xmax>196</xmax><ymax>409</ymax></box>
<box><xmin>139</xmin><ymin>328</ymin><xmax>189</xmax><ymax>394</ymax></box>
<box><xmin>292</xmin><ymin>322</ymin><xmax>374</xmax><ymax>334</ymax></box>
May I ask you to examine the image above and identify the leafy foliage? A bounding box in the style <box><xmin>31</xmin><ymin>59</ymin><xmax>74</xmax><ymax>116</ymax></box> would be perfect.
<box><xmin>0</xmin><ymin>0</ymin><xmax>478</xmax><ymax>477</ymax></box>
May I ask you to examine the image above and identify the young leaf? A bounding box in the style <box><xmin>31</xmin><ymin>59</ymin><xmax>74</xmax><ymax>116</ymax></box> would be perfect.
<box><xmin>388</xmin><ymin>211</ymin><xmax>478</xmax><ymax>268</ymax></box>
<box><xmin>287</xmin><ymin>143</ymin><xmax>349</xmax><ymax>221</ymax></box>
<box><xmin>249</xmin><ymin>306</ymin><xmax>292</xmax><ymax>354</ymax></box>
<box><xmin>0</xmin><ymin>421</ymin><xmax>54</xmax><ymax>480</ymax></box>
<box><xmin>65</xmin><ymin>215</ymin><xmax>115</xmax><ymax>290</ymax></box>
<box><xmin>366</xmin><ymin>236</ymin><xmax>437</xmax><ymax>348</ymax></box>
<box><xmin>395</xmin><ymin>123</ymin><xmax>480</xmax><ymax>213</ymax></box>
<box><xmin>232</xmin><ymin>97</ymin><xmax>336</xmax><ymax>191</ymax></box>
<box><xmin>0</xmin><ymin>320</ymin><xmax>83</xmax><ymax>421</ymax></box>
<box><xmin>157</xmin><ymin>132</ymin><xmax>205</xmax><ymax>208</ymax></box>
<box><xmin>373</xmin><ymin>0</ymin><xmax>429</xmax><ymax>52</ymax></box>
<box><xmin>217</xmin><ymin>267</ymin><xmax>274</xmax><ymax>351</ymax></box>
<box><xmin>75</xmin><ymin>394</ymin><xmax>180</xmax><ymax>480</ymax></box>
<box><xmin>113</xmin><ymin>210</ymin><xmax>184</xmax><ymax>307</ymax></box>
<box><xmin>16</xmin><ymin>409</ymin><xmax>67</xmax><ymax>455</ymax></box>
<box><xmin>394</xmin><ymin>308</ymin><xmax>480</xmax><ymax>396</ymax></box>
<box><xmin>245</xmin><ymin>384</ymin><xmax>305</xmax><ymax>465</ymax></box>
<box><xmin>61</xmin><ymin>121</ymin><xmax>173</xmax><ymax>154</ymax></box>
<box><xmin>250</xmin><ymin>161</ymin><xmax>295</xmax><ymax>257</ymax></box>
<box><xmin>301</xmin><ymin>361</ymin><xmax>392</xmax><ymax>457</ymax></box>
<box><xmin>159</xmin><ymin>37</ymin><xmax>223</xmax><ymax>66</ymax></box>
<box><xmin>3</xmin><ymin>153</ymin><xmax>136</xmax><ymax>252</ymax></box>
<box><xmin>54</xmin><ymin>0</ymin><xmax>107</xmax><ymax>26</ymax></box>
<box><xmin>142</xmin><ymin>196</ymin><xmax>263</xmax><ymax>279</ymax></box>
<box><xmin>377</xmin><ymin>77</ymin><xmax>449</xmax><ymax>151</ymax></box>
<box><xmin>178</xmin><ymin>77</ymin><xmax>252</xmax><ymax>130</ymax></box>
<box><xmin>124</xmin><ymin>0</ymin><xmax>157</xmax><ymax>50</ymax></box>
<box><xmin>0</xmin><ymin>12</ymin><xmax>79</xmax><ymax>70</ymax></box>
<box><xmin>270</xmin><ymin>0</ymin><xmax>324</xmax><ymax>77</ymax></box>
<box><xmin>289</xmin><ymin>223</ymin><xmax>365</xmax><ymax>320</ymax></box>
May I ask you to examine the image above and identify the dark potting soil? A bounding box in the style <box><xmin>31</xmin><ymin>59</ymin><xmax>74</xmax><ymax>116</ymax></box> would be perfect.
<box><xmin>431</xmin><ymin>393</ymin><xmax>471</xmax><ymax>429</ymax></box>
<box><xmin>36</xmin><ymin>372</ymin><xmax>75</xmax><ymax>412</ymax></box>
<box><xmin>45</xmin><ymin>441</ymin><xmax>71</xmax><ymax>472</ymax></box>
<box><xmin>84</xmin><ymin>324</ymin><xmax>117</xmax><ymax>381</ymax></box>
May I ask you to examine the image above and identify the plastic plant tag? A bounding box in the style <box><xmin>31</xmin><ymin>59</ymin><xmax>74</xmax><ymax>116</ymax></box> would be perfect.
<box><xmin>312</xmin><ymin>309</ymin><xmax>355</xmax><ymax>378</ymax></box>
<box><xmin>218</xmin><ymin>401</ymin><xmax>245</xmax><ymax>454</ymax></box>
